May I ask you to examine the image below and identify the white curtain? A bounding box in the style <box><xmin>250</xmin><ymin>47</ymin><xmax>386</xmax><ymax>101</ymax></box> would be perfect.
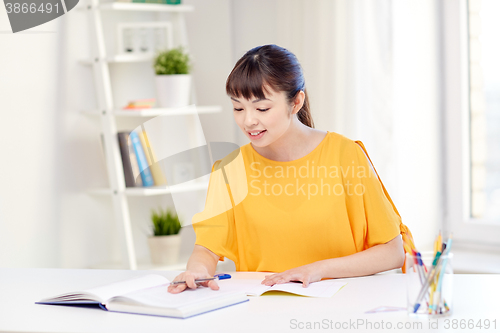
<box><xmin>275</xmin><ymin>0</ymin><xmax>395</xmax><ymax>196</ymax></box>
<box><xmin>273</xmin><ymin>0</ymin><xmax>442</xmax><ymax>250</ymax></box>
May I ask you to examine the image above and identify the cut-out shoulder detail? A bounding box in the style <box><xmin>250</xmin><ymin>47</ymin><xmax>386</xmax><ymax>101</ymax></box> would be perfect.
<box><xmin>355</xmin><ymin>142</ymin><xmax>377</xmax><ymax>175</ymax></box>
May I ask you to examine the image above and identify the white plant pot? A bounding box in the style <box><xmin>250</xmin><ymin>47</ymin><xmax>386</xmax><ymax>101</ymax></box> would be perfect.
<box><xmin>155</xmin><ymin>74</ymin><xmax>191</xmax><ymax>108</ymax></box>
<box><xmin>147</xmin><ymin>234</ymin><xmax>181</xmax><ymax>266</ymax></box>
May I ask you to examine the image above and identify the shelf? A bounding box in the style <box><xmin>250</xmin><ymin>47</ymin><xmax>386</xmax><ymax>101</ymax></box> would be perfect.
<box><xmin>82</xmin><ymin>105</ymin><xmax>222</xmax><ymax>117</ymax></box>
<box><xmin>79</xmin><ymin>53</ymin><xmax>156</xmax><ymax>65</ymax></box>
<box><xmin>137</xmin><ymin>261</ymin><xmax>188</xmax><ymax>271</ymax></box>
<box><xmin>88</xmin><ymin>181</ymin><xmax>209</xmax><ymax>197</ymax></box>
<box><xmin>83</xmin><ymin>0</ymin><xmax>213</xmax><ymax>270</ymax></box>
<box><xmin>89</xmin><ymin>260</ymin><xmax>187</xmax><ymax>271</ymax></box>
<box><xmin>79</xmin><ymin>2</ymin><xmax>194</xmax><ymax>12</ymax></box>
<box><xmin>100</xmin><ymin>2</ymin><xmax>193</xmax><ymax>12</ymax></box>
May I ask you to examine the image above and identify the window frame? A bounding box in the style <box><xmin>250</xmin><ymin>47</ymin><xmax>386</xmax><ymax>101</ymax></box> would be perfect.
<box><xmin>443</xmin><ymin>0</ymin><xmax>500</xmax><ymax>250</ymax></box>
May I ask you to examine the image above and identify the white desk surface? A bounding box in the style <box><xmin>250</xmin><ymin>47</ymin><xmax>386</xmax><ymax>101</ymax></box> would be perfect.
<box><xmin>0</xmin><ymin>268</ymin><xmax>498</xmax><ymax>333</ymax></box>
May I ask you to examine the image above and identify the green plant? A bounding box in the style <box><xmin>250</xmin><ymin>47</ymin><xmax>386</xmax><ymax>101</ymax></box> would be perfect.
<box><xmin>151</xmin><ymin>207</ymin><xmax>182</xmax><ymax>236</ymax></box>
<box><xmin>153</xmin><ymin>46</ymin><xmax>191</xmax><ymax>75</ymax></box>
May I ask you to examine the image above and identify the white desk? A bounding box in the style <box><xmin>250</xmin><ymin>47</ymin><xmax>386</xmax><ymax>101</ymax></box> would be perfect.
<box><xmin>0</xmin><ymin>268</ymin><xmax>498</xmax><ymax>333</ymax></box>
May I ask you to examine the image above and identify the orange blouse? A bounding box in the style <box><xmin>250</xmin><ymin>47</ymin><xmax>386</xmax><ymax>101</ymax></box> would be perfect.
<box><xmin>192</xmin><ymin>131</ymin><xmax>415</xmax><ymax>272</ymax></box>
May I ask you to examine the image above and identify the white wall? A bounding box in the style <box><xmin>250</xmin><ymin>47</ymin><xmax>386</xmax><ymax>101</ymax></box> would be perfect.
<box><xmin>0</xmin><ymin>14</ymin><xmax>61</xmax><ymax>267</ymax></box>
<box><xmin>229</xmin><ymin>0</ymin><xmax>279</xmax><ymax>146</ymax></box>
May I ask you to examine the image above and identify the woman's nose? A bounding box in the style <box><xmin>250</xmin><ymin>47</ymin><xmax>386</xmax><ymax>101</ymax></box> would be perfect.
<box><xmin>244</xmin><ymin>110</ymin><xmax>259</xmax><ymax>127</ymax></box>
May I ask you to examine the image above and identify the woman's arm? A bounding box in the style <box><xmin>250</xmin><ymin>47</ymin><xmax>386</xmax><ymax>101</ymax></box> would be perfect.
<box><xmin>168</xmin><ymin>245</ymin><xmax>220</xmax><ymax>293</ymax></box>
<box><xmin>318</xmin><ymin>235</ymin><xmax>405</xmax><ymax>277</ymax></box>
<box><xmin>262</xmin><ymin>235</ymin><xmax>405</xmax><ymax>287</ymax></box>
<box><xmin>186</xmin><ymin>244</ymin><xmax>220</xmax><ymax>275</ymax></box>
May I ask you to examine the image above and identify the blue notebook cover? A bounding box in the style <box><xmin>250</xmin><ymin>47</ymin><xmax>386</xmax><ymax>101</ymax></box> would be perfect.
<box><xmin>35</xmin><ymin>299</ymin><xmax>249</xmax><ymax>319</ymax></box>
<box><xmin>129</xmin><ymin>131</ymin><xmax>154</xmax><ymax>186</ymax></box>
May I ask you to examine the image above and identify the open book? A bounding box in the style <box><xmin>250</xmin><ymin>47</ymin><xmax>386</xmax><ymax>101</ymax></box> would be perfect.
<box><xmin>36</xmin><ymin>274</ymin><xmax>248</xmax><ymax>319</ymax></box>
<box><xmin>36</xmin><ymin>274</ymin><xmax>347</xmax><ymax>319</ymax></box>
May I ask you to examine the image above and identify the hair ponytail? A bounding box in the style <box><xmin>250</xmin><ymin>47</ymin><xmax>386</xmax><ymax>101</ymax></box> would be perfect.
<box><xmin>296</xmin><ymin>88</ymin><xmax>314</xmax><ymax>128</ymax></box>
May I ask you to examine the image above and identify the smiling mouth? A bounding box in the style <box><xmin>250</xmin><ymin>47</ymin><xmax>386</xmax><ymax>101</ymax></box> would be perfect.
<box><xmin>249</xmin><ymin>130</ymin><xmax>266</xmax><ymax>136</ymax></box>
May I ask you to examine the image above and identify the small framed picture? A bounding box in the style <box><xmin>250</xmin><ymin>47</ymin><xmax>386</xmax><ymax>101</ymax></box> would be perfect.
<box><xmin>116</xmin><ymin>21</ymin><xmax>174</xmax><ymax>56</ymax></box>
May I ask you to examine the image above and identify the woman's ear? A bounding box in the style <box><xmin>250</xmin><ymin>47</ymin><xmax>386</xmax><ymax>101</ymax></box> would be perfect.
<box><xmin>291</xmin><ymin>90</ymin><xmax>305</xmax><ymax>114</ymax></box>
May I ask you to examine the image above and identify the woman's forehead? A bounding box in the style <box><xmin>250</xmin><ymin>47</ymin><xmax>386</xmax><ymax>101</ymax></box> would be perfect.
<box><xmin>230</xmin><ymin>86</ymin><xmax>283</xmax><ymax>102</ymax></box>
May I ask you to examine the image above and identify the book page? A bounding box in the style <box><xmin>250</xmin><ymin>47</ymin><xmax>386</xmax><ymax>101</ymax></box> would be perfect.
<box><xmin>268</xmin><ymin>279</ymin><xmax>347</xmax><ymax>298</ymax></box>
<box><xmin>111</xmin><ymin>284</ymin><xmax>245</xmax><ymax>309</ymax></box>
<box><xmin>85</xmin><ymin>274</ymin><xmax>169</xmax><ymax>302</ymax></box>
<box><xmin>217</xmin><ymin>278</ymin><xmax>347</xmax><ymax>298</ymax></box>
<box><xmin>217</xmin><ymin>279</ymin><xmax>271</xmax><ymax>296</ymax></box>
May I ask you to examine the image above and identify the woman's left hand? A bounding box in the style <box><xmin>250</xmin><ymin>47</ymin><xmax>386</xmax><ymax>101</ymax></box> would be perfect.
<box><xmin>261</xmin><ymin>262</ymin><xmax>324</xmax><ymax>288</ymax></box>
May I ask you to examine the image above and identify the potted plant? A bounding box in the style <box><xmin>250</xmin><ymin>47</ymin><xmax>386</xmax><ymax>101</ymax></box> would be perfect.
<box><xmin>153</xmin><ymin>45</ymin><xmax>192</xmax><ymax>108</ymax></box>
<box><xmin>147</xmin><ymin>207</ymin><xmax>182</xmax><ymax>266</ymax></box>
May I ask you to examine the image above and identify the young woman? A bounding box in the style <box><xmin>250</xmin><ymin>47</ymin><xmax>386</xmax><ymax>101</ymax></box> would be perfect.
<box><xmin>168</xmin><ymin>44</ymin><xmax>415</xmax><ymax>294</ymax></box>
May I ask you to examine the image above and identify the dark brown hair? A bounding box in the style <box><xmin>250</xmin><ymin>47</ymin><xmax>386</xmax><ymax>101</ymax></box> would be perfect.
<box><xmin>226</xmin><ymin>44</ymin><xmax>314</xmax><ymax>128</ymax></box>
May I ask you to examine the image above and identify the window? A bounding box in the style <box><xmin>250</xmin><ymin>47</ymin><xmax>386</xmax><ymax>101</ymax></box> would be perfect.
<box><xmin>443</xmin><ymin>0</ymin><xmax>500</xmax><ymax>249</ymax></box>
<box><xmin>468</xmin><ymin>0</ymin><xmax>500</xmax><ymax>221</ymax></box>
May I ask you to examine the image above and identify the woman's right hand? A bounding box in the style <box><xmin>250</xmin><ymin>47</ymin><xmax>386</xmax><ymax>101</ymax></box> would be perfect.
<box><xmin>167</xmin><ymin>269</ymin><xmax>220</xmax><ymax>294</ymax></box>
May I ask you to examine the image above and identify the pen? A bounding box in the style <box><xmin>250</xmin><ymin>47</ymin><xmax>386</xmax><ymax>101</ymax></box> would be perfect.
<box><xmin>413</xmin><ymin>251</ymin><xmax>442</xmax><ymax>313</ymax></box>
<box><xmin>417</xmin><ymin>251</ymin><xmax>428</xmax><ymax>273</ymax></box>
<box><xmin>170</xmin><ymin>273</ymin><xmax>231</xmax><ymax>285</ymax></box>
<box><xmin>429</xmin><ymin>232</ymin><xmax>441</xmax><ymax>314</ymax></box>
<box><xmin>435</xmin><ymin>235</ymin><xmax>453</xmax><ymax>314</ymax></box>
<box><xmin>415</xmin><ymin>250</ymin><xmax>432</xmax><ymax>305</ymax></box>
<box><xmin>412</xmin><ymin>250</ymin><xmax>424</xmax><ymax>285</ymax></box>
<box><xmin>437</xmin><ymin>231</ymin><xmax>442</xmax><ymax>252</ymax></box>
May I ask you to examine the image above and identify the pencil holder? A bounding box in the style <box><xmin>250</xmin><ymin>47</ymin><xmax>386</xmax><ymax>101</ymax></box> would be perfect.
<box><xmin>405</xmin><ymin>251</ymin><xmax>454</xmax><ymax>317</ymax></box>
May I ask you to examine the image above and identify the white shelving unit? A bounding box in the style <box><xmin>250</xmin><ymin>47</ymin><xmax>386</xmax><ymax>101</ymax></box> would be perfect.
<box><xmin>81</xmin><ymin>105</ymin><xmax>222</xmax><ymax>117</ymax></box>
<box><xmin>81</xmin><ymin>0</ymin><xmax>220</xmax><ymax>270</ymax></box>
<box><xmin>88</xmin><ymin>181</ymin><xmax>211</xmax><ymax>197</ymax></box>
<box><xmin>99</xmin><ymin>2</ymin><xmax>194</xmax><ymax>11</ymax></box>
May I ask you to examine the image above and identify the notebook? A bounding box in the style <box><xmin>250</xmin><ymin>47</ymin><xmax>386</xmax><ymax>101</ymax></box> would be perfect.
<box><xmin>35</xmin><ymin>274</ymin><xmax>248</xmax><ymax>319</ymax></box>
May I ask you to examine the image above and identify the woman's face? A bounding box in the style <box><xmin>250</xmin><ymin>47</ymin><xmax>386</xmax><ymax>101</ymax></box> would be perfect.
<box><xmin>231</xmin><ymin>86</ymin><xmax>295</xmax><ymax>147</ymax></box>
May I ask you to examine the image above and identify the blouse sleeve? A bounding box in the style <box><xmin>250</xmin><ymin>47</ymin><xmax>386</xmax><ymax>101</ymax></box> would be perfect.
<box><xmin>191</xmin><ymin>159</ymin><xmax>238</xmax><ymax>263</ymax></box>
<box><xmin>341</xmin><ymin>140</ymin><xmax>402</xmax><ymax>250</ymax></box>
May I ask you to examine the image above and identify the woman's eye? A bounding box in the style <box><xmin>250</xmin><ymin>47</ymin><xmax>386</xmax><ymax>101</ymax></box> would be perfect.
<box><xmin>233</xmin><ymin>108</ymin><xmax>269</xmax><ymax>112</ymax></box>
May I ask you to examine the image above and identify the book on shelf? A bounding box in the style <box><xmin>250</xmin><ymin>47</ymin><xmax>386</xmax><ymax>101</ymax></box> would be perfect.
<box><xmin>123</xmin><ymin>98</ymin><xmax>156</xmax><ymax>110</ymax></box>
<box><xmin>129</xmin><ymin>131</ymin><xmax>155</xmax><ymax>186</ymax></box>
<box><xmin>102</xmin><ymin>131</ymin><xmax>168</xmax><ymax>188</ymax></box>
<box><xmin>36</xmin><ymin>274</ymin><xmax>248</xmax><ymax>319</ymax></box>
<box><xmin>118</xmin><ymin>132</ymin><xmax>142</xmax><ymax>187</ymax></box>
<box><xmin>100</xmin><ymin>133</ymin><xmax>143</xmax><ymax>186</ymax></box>
<box><xmin>138</xmin><ymin>130</ymin><xmax>168</xmax><ymax>186</ymax></box>
<box><xmin>35</xmin><ymin>274</ymin><xmax>347</xmax><ymax>319</ymax></box>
